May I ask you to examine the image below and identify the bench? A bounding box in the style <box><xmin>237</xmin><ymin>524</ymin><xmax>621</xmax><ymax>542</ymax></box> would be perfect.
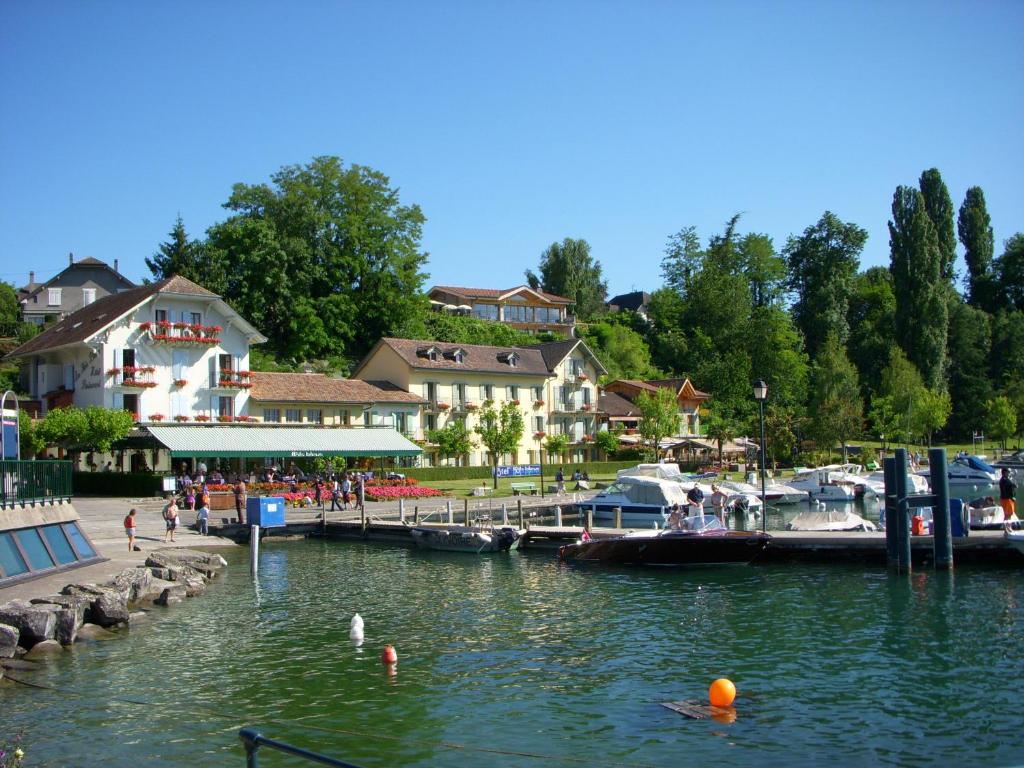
<box><xmin>510</xmin><ymin>482</ymin><xmax>538</xmax><ymax>496</ymax></box>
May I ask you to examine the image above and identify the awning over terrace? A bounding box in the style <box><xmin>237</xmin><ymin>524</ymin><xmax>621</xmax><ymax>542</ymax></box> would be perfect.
<box><xmin>145</xmin><ymin>425</ymin><xmax>422</xmax><ymax>459</ymax></box>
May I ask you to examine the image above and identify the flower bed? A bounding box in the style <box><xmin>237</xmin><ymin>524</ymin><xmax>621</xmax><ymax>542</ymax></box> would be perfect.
<box><xmin>363</xmin><ymin>485</ymin><xmax>446</xmax><ymax>502</ymax></box>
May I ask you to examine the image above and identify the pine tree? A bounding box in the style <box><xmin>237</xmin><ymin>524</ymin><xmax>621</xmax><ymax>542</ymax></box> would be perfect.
<box><xmin>958</xmin><ymin>186</ymin><xmax>996</xmax><ymax>311</ymax></box>
<box><xmin>889</xmin><ymin>186</ymin><xmax>948</xmax><ymax>391</ymax></box>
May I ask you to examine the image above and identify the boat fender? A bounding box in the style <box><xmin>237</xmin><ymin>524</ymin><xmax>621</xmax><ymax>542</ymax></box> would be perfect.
<box><xmin>381</xmin><ymin>644</ymin><xmax>398</xmax><ymax>664</ymax></box>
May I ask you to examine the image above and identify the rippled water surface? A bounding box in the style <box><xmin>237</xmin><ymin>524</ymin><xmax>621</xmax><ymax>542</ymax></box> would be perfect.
<box><xmin>3</xmin><ymin>539</ymin><xmax>1023</xmax><ymax>767</ymax></box>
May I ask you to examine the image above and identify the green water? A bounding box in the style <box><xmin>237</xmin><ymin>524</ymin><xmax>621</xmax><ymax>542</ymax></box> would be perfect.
<box><xmin>2</xmin><ymin>540</ymin><xmax>1023</xmax><ymax>767</ymax></box>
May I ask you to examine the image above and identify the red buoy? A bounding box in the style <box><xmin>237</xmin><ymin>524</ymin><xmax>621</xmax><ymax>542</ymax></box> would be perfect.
<box><xmin>381</xmin><ymin>644</ymin><xmax>398</xmax><ymax>664</ymax></box>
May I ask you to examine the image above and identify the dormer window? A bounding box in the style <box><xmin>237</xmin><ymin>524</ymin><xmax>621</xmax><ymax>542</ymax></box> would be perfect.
<box><xmin>444</xmin><ymin>347</ymin><xmax>467</xmax><ymax>363</ymax></box>
<box><xmin>498</xmin><ymin>351</ymin><xmax>519</xmax><ymax>368</ymax></box>
<box><xmin>417</xmin><ymin>345</ymin><xmax>440</xmax><ymax>361</ymax></box>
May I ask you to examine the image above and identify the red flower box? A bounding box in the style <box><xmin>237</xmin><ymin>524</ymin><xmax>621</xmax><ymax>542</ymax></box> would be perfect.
<box><xmin>195</xmin><ymin>415</ymin><xmax>210</xmax><ymax>422</ymax></box>
<box><xmin>149</xmin><ymin>414</ymin><xmax>165</xmax><ymax>422</ymax></box>
<box><xmin>107</xmin><ymin>368</ymin><xmax>121</xmax><ymax>376</ymax></box>
<box><xmin>174</xmin><ymin>379</ymin><xmax>187</xmax><ymax>387</ymax></box>
<box><xmin>534</xmin><ymin>400</ymin><xmax>545</xmax><ymax>407</ymax></box>
<box><xmin>234</xmin><ymin>415</ymin><xmax>252</xmax><ymax>422</ymax></box>
<box><xmin>217</xmin><ymin>415</ymin><xmax>233</xmax><ymax>422</ymax></box>
<box><xmin>534</xmin><ymin>431</ymin><xmax>546</xmax><ymax>439</ymax></box>
<box><xmin>174</xmin><ymin>415</ymin><xmax>189</xmax><ymax>422</ymax></box>
<box><xmin>436</xmin><ymin>402</ymin><xmax>450</xmax><ymax>410</ymax></box>
<box><xmin>138</xmin><ymin>322</ymin><xmax>152</xmax><ymax>331</ymax></box>
<box><xmin>512</xmin><ymin>399</ymin><xmax>520</xmax><ymax>406</ymax></box>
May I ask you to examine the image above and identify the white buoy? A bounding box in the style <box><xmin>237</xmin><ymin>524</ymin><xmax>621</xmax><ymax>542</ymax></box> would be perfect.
<box><xmin>350</xmin><ymin>613</ymin><xmax>364</xmax><ymax>646</ymax></box>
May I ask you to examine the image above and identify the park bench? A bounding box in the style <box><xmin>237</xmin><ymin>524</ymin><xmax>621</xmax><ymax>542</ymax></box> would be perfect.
<box><xmin>510</xmin><ymin>482</ymin><xmax>538</xmax><ymax>496</ymax></box>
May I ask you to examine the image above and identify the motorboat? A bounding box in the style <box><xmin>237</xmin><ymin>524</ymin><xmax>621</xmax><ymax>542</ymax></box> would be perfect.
<box><xmin>728</xmin><ymin>476</ymin><xmax>807</xmax><ymax>505</ymax></box>
<box><xmin>557</xmin><ymin>514</ymin><xmax>771</xmax><ymax>566</ymax></box>
<box><xmin>409</xmin><ymin>524</ymin><xmax>521</xmax><ymax>553</ymax></box>
<box><xmin>992</xmin><ymin>450</ymin><xmax>1024</xmax><ymax>476</ymax></box>
<box><xmin>865</xmin><ymin>467</ymin><xmax>930</xmax><ymax>495</ymax></box>
<box><xmin>786</xmin><ymin>508</ymin><xmax>877</xmax><ymax>532</ymax></box>
<box><xmin>919</xmin><ymin>455</ymin><xmax>999</xmax><ymax>496</ymax></box>
<box><xmin>966</xmin><ymin>502</ymin><xmax>1021</xmax><ymax>530</ymax></box>
<box><xmin>578</xmin><ymin>474</ymin><xmax>688</xmax><ymax>528</ymax></box>
<box><xmin>616</xmin><ymin>464</ymin><xmax>762</xmax><ymax>517</ymax></box>
<box><xmin>787</xmin><ymin>466</ymin><xmax>860</xmax><ymax>502</ymax></box>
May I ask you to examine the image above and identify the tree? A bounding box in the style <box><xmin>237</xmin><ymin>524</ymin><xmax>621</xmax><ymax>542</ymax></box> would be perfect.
<box><xmin>427</xmin><ymin>420</ymin><xmax>473</xmax><ymax>467</ymax></box>
<box><xmin>82</xmin><ymin>407</ymin><xmax>134</xmax><ymax>454</ymax></box>
<box><xmin>946</xmin><ymin>301</ymin><xmax>993</xmax><ymax>440</ymax></box>
<box><xmin>661</xmin><ymin>226</ymin><xmax>703</xmax><ymax>295</ymax></box>
<box><xmin>36</xmin><ymin>407</ymin><xmax>88</xmax><ymax>449</ymax></box>
<box><xmin>594</xmin><ymin>428</ymin><xmax>620</xmax><ymax>458</ymax></box>
<box><xmin>19</xmin><ymin>416</ymin><xmax>45</xmax><ymax>458</ymax></box>
<box><xmin>738</xmin><ymin>233</ymin><xmax>786</xmax><ymax>308</ymax></box>
<box><xmin>703</xmin><ymin>400</ymin><xmax>741</xmax><ymax>466</ymax></box>
<box><xmin>145</xmin><ymin>215</ymin><xmax>218</xmax><ymax>289</ymax></box>
<box><xmin>764</xmin><ymin>406</ymin><xmax>799</xmax><ymax>468</ymax></box>
<box><xmin>747</xmin><ymin>305</ymin><xmax>809</xmax><ymax>412</ymax></box>
<box><xmin>784</xmin><ymin>211</ymin><xmax>867</xmax><ymax>359</ymax></box>
<box><xmin>958</xmin><ymin>187</ymin><xmax>996</xmax><ymax>311</ymax></box>
<box><xmin>205</xmin><ymin>156</ymin><xmax>429</xmax><ymax>363</ymax></box>
<box><xmin>846</xmin><ymin>267</ymin><xmax>897</xmax><ymax>402</ymax></box>
<box><xmin>910</xmin><ymin>389</ymin><xmax>951</xmax><ymax>447</ymax></box>
<box><xmin>474</xmin><ymin>401</ymin><xmax>525</xmax><ymax>487</ymax></box>
<box><xmin>580</xmin><ymin>320</ymin><xmax>659</xmax><ymax>382</ymax></box>
<box><xmin>808</xmin><ymin>332</ymin><xmax>862</xmax><ymax>460</ymax></box>
<box><xmin>985</xmin><ymin>396</ymin><xmax>1017</xmax><ymax>450</ymax></box>
<box><xmin>635</xmin><ymin>387</ymin><xmax>678</xmax><ymax>461</ymax></box>
<box><xmin>0</xmin><ymin>282</ymin><xmax>19</xmax><ymax>326</ymax></box>
<box><xmin>889</xmin><ymin>186</ymin><xmax>948</xmax><ymax>390</ymax></box>
<box><xmin>543</xmin><ymin>432</ymin><xmax>569</xmax><ymax>461</ymax></box>
<box><xmin>418</xmin><ymin>312</ymin><xmax>543</xmax><ymax>348</ymax></box>
<box><xmin>868</xmin><ymin>395</ymin><xmax>907</xmax><ymax>446</ymax></box>
<box><xmin>877</xmin><ymin>347</ymin><xmax>925</xmax><ymax>444</ymax></box>
<box><xmin>525</xmin><ymin>238</ymin><xmax>607</xmax><ymax>321</ymax></box>
<box><xmin>994</xmin><ymin>234</ymin><xmax>1024</xmax><ymax>311</ymax></box>
<box><xmin>919</xmin><ymin>168</ymin><xmax>957</xmax><ymax>282</ymax></box>
<box><xmin>989</xmin><ymin>310</ymin><xmax>1024</xmax><ymax>385</ymax></box>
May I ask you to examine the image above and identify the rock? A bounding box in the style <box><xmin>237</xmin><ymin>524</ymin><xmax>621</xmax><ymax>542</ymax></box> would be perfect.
<box><xmin>146</xmin><ymin>549</ymin><xmax>224</xmax><ymax>579</ymax></box>
<box><xmin>0</xmin><ymin>623</ymin><xmax>18</xmax><ymax>658</ymax></box>
<box><xmin>155</xmin><ymin>585</ymin><xmax>187</xmax><ymax>605</ymax></box>
<box><xmin>1</xmin><ymin>657</ymin><xmax>40</xmax><ymax>671</ymax></box>
<box><xmin>61</xmin><ymin>585</ymin><xmax>129</xmax><ymax>628</ymax></box>
<box><xmin>108</xmin><ymin>567</ymin><xmax>155</xmax><ymax>604</ymax></box>
<box><xmin>30</xmin><ymin>595</ymin><xmax>89</xmax><ymax>627</ymax></box>
<box><xmin>149</xmin><ymin>567</ymin><xmax>173</xmax><ymax>581</ymax></box>
<box><xmin>0</xmin><ymin>600</ymin><xmax>57</xmax><ymax>647</ymax></box>
<box><xmin>55</xmin><ymin>608</ymin><xmax>79</xmax><ymax>645</ymax></box>
<box><xmin>180</xmin><ymin>574</ymin><xmax>207</xmax><ymax>597</ymax></box>
<box><xmin>24</xmin><ymin>639</ymin><xmax>63</xmax><ymax>659</ymax></box>
<box><xmin>14</xmin><ymin>645</ymin><xmax>27</xmax><ymax>658</ymax></box>
<box><xmin>75</xmin><ymin>623</ymin><xmax>118</xmax><ymax>641</ymax></box>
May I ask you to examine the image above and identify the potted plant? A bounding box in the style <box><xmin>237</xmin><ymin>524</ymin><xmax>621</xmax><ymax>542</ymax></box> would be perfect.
<box><xmin>195</xmin><ymin>414</ymin><xmax>211</xmax><ymax>422</ymax></box>
<box><xmin>174</xmin><ymin>415</ymin><xmax>190</xmax><ymax>422</ymax></box>
<box><xmin>437</xmin><ymin>402</ymin><xmax>450</xmax><ymax>410</ymax></box>
<box><xmin>174</xmin><ymin>379</ymin><xmax>187</xmax><ymax>387</ymax></box>
<box><xmin>534</xmin><ymin>399</ymin><xmax>545</xmax><ymax>407</ymax></box>
<box><xmin>577</xmin><ymin>372</ymin><xmax>588</xmax><ymax>382</ymax></box>
<box><xmin>534</xmin><ymin>431</ymin><xmax>546</xmax><ymax>439</ymax></box>
<box><xmin>148</xmin><ymin>413</ymin><xmax>165</xmax><ymax>422</ymax></box>
<box><xmin>581</xmin><ymin>404</ymin><xmax>591</xmax><ymax>412</ymax></box>
<box><xmin>217</xmin><ymin>414</ymin><xmax>233</xmax><ymax>422</ymax></box>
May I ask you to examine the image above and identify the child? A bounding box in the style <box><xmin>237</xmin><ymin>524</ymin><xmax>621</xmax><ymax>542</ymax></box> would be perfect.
<box><xmin>124</xmin><ymin>508</ymin><xmax>137</xmax><ymax>552</ymax></box>
<box><xmin>196</xmin><ymin>503</ymin><xmax>210</xmax><ymax>536</ymax></box>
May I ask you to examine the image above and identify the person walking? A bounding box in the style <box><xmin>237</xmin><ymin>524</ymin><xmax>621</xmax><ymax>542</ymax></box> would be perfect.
<box><xmin>999</xmin><ymin>468</ymin><xmax>1017</xmax><ymax>532</ymax></box>
<box><xmin>124</xmin><ymin>509</ymin><xmax>138</xmax><ymax>552</ymax></box>
<box><xmin>555</xmin><ymin>468</ymin><xmax>565</xmax><ymax>495</ymax></box>
<box><xmin>233</xmin><ymin>477</ymin><xmax>247</xmax><ymax>524</ymax></box>
<box><xmin>163</xmin><ymin>498</ymin><xmax>180</xmax><ymax>543</ymax></box>
<box><xmin>341</xmin><ymin>474</ymin><xmax>352</xmax><ymax>510</ymax></box>
<box><xmin>330</xmin><ymin>475</ymin><xmax>343</xmax><ymax>512</ymax></box>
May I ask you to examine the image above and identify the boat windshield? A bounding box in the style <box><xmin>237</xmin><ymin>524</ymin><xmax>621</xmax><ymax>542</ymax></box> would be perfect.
<box><xmin>961</xmin><ymin>456</ymin><xmax>996</xmax><ymax>473</ymax></box>
<box><xmin>678</xmin><ymin>514</ymin><xmax>726</xmax><ymax>532</ymax></box>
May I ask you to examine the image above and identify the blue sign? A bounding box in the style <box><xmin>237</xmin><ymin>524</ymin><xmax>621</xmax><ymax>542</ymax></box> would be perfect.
<box><xmin>494</xmin><ymin>465</ymin><xmax>542</xmax><ymax>478</ymax></box>
<box><xmin>2</xmin><ymin>416</ymin><xmax>17</xmax><ymax>460</ymax></box>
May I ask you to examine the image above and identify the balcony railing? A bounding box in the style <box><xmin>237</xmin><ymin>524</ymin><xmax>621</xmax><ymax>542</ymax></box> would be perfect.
<box><xmin>139</xmin><ymin>321</ymin><xmax>221</xmax><ymax>345</ymax></box>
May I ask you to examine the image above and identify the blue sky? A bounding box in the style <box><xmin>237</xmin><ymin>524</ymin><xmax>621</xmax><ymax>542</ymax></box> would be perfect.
<box><xmin>1</xmin><ymin>1</ymin><xmax>1022</xmax><ymax>297</ymax></box>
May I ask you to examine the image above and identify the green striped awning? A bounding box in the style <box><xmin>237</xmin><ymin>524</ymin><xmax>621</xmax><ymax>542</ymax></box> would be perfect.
<box><xmin>145</xmin><ymin>425</ymin><xmax>422</xmax><ymax>459</ymax></box>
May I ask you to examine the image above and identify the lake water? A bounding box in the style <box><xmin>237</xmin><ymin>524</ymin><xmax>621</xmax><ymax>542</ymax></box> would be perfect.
<box><xmin>3</xmin><ymin>534</ymin><xmax>1023</xmax><ymax>767</ymax></box>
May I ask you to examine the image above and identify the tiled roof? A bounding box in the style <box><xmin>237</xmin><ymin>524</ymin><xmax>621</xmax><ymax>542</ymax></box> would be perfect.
<box><xmin>19</xmin><ymin>257</ymin><xmax>136</xmax><ymax>302</ymax></box>
<box><xmin>430</xmin><ymin>284</ymin><xmax>573</xmax><ymax>304</ymax></box>
<box><xmin>356</xmin><ymin>338</ymin><xmax>552</xmax><ymax>377</ymax></box>
<box><xmin>647</xmin><ymin>378</ymin><xmax>711</xmax><ymax>399</ymax></box>
<box><xmin>599</xmin><ymin>391</ymin><xmax>641</xmax><ymax>417</ymax></box>
<box><xmin>6</xmin><ymin>275</ymin><xmax>225</xmax><ymax>359</ymax></box>
<box><xmin>527</xmin><ymin>339</ymin><xmax>580</xmax><ymax>371</ymax></box>
<box><xmin>249</xmin><ymin>372</ymin><xmax>423</xmax><ymax>404</ymax></box>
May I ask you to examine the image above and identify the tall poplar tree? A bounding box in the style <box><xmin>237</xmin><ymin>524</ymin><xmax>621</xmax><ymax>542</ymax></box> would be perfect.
<box><xmin>808</xmin><ymin>332</ymin><xmax>863</xmax><ymax>460</ymax></box>
<box><xmin>784</xmin><ymin>211</ymin><xmax>867</xmax><ymax>360</ymax></box>
<box><xmin>958</xmin><ymin>186</ymin><xmax>996</xmax><ymax>311</ymax></box>
<box><xmin>889</xmin><ymin>186</ymin><xmax>948</xmax><ymax>391</ymax></box>
<box><xmin>919</xmin><ymin>168</ymin><xmax>957</xmax><ymax>282</ymax></box>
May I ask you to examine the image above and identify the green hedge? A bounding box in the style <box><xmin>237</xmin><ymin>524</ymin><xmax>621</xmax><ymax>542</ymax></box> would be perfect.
<box><xmin>405</xmin><ymin>460</ymin><xmax>641</xmax><ymax>482</ymax></box>
<box><xmin>73</xmin><ymin>472</ymin><xmax>163</xmax><ymax>497</ymax></box>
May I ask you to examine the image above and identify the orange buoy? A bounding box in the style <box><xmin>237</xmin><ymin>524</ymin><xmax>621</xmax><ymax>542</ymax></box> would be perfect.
<box><xmin>709</xmin><ymin>678</ymin><xmax>736</xmax><ymax>708</ymax></box>
<box><xmin>381</xmin><ymin>644</ymin><xmax>398</xmax><ymax>664</ymax></box>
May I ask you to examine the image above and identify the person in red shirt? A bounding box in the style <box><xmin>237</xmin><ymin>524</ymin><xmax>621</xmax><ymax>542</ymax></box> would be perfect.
<box><xmin>124</xmin><ymin>509</ymin><xmax>137</xmax><ymax>552</ymax></box>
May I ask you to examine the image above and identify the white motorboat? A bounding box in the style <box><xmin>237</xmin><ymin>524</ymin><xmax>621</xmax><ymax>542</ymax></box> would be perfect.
<box><xmin>733</xmin><ymin>475</ymin><xmax>808</xmax><ymax>505</ymax></box>
<box><xmin>787</xmin><ymin>466</ymin><xmax>860</xmax><ymax>502</ymax></box>
<box><xmin>409</xmin><ymin>525</ymin><xmax>521</xmax><ymax>553</ymax></box>
<box><xmin>967</xmin><ymin>503</ymin><xmax>1021</xmax><ymax>530</ymax></box>
<box><xmin>616</xmin><ymin>464</ymin><xmax>762</xmax><ymax>516</ymax></box>
<box><xmin>919</xmin><ymin>455</ymin><xmax>1000</xmax><ymax>496</ymax></box>
<box><xmin>580</xmin><ymin>474</ymin><xmax>689</xmax><ymax>528</ymax></box>
<box><xmin>786</xmin><ymin>508</ymin><xmax>877</xmax><ymax>532</ymax></box>
<box><xmin>865</xmin><ymin>468</ymin><xmax>930</xmax><ymax>495</ymax></box>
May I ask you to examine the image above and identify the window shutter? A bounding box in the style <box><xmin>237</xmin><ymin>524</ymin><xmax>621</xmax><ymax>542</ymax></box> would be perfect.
<box><xmin>113</xmin><ymin>392</ymin><xmax>123</xmax><ymax>410</ymax></box>
<box><xmin>209</xmin><ymin>356</ymin><xmax>216</xmax><ymax>389</ymax></box>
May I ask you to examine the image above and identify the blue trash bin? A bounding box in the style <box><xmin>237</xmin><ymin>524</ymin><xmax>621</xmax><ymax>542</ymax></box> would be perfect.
<box><xmin>246</xmin><ymin>496</ymin><xmax>286</xmax><ymax>528</ymax></box>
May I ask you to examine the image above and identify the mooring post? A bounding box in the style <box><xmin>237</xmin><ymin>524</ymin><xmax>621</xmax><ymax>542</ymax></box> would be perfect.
<box><xmin>464</xmin><ymin>498</ymin><xmax>470</xmax><ymax>526</ymax></box>
<box><xmin>250</xmin><ymin>524</ymin><xmax>260</xmax><ymax>578</ymax></box>
<box><xmin>884</xmin><ymin>457</ymin><xmax>898</xmax><ymax>566</ymax></box>
<box><xmin>614</xmin><ymin>506</ymin><xmax>622</xmax><ymax>529</ymax></box>
<box><xmin>586</xmin><ymin>507</ymin><xmax>593</xmax><ymax>531</ymax></box>
<box><xmin>894</xmin><ymin>448</ymin><xmax>911</xmax><ymax>573</ymax></box>
<box><xmin>929</xmin><ymin>447</ymin><xmax>953</xmax><ymax>570</ymax></box>
<box><xmin>446</xmin><ymin>500</ymin><xmax>453</xmax><ymax>524</ymax></box>
<box><xmin>518</xmin><ymin>499</ymin><xmax>524</xmax><ymax>528</ymax></box>
<box><xmin>554</xmin><ymin>505</ymin><xmax>562</xmax><ymax>526</ymax></box>
<box><xmin>502</xmin><ymin>503</ymin><xmax>508</xmax><ymax>525</ymax></box>
<box><xmin>414</xmin><ymin>505</ymin><xmax>419</xmax><ymax>524</ymax></box>
<box><xmin>398</xmin><ymin>498</ymin><xmax>405</xmax><ymax>523</ymax></box>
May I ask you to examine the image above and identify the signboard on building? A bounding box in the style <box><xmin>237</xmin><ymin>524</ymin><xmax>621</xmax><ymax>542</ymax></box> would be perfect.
<box><xmin>494</xmin><ymin>464</ymin><xmax>541</xmax><ymax>478</ymax></box>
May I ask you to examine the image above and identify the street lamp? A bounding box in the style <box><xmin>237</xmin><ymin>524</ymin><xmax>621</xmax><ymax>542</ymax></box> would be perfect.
<box><xmin>753</xmin><ymin>379</ymin><xmax>768</xmax><ymax>534</ymax></box>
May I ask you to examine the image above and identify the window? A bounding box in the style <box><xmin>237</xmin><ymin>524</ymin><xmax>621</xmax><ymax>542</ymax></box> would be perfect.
<box><xmin>507</xmin><ymin>385</ymin><xmax>519</xmax><ymax>401</ymax></box>
<box><xmin>426</xmin><ymin>382</ymin><xmax>438</xmax><ymax>405</ymax></box>
<box><xmin>307</xmin><ymin>409</ymin><xmax>323</xmax><ymax>424</ymax></box>
<box><xmin>191</xmin><ymin>312</ymin><xmax>202</xmax><ymax>325</ymax></box>
<box><xmin>82</xmin><ymin>288</ymin><xmax>96</xmax><ymax>306</ymax></box>
<box><xmin>533</xmin><ymin>386</ymin><xmax>543</xmax><ymax>401</ymax></box>
<box><xmin>15</xmin><ymin>529</ymin><xmax>55</xmax><ymax>570</ymax></box>
<box><xmin>483</xmin><ymin>384</ymin><xmax>493</xmax><ymax>401</ymax></box>
<box><xmin>219</xmin><ymin>353</ymin><xmax>233</xmax><ymax>373</ymax></box>
<box><xmin>48</xmin><ymin>288</ymin><xmax>62</xmax><ymax>306</ymax></box>
<box><xmin>425</xmin><ymin>414</ymin><xmax>437</xmax><ymax>432</ymax></box>
<box><xmin>472</xmin><ymin>303</ymin><xmax>498</xmax><ymax>321</ymax></box>
<box><xmin>340</xmin><ymin>410</ymin><xmax>351</xmax><ymax>426</ymax></box>
<box><xmin>172</xmin><ymin>351</ymin><xmax>187</xmax><ymax>380</ymax></box>
<box><xmin>0</xmin><ymin>533</ymin><xmax>29</xmax><ymax>577</ymax></box>
<box><xmin>454</xmin><ymin>383</ymin><xmax>467</xmax><ymax>407</ymax></box>
<box><xmin>42</xmin><ymin>526</ymin><xmax>77</xmax><ymax>565</ymax></box>
<box><xmin>155</xmin><ymin>309</ymin><xmax>167</xmax><ymax>323</ymax></box>
<box><xmin>453</xmin><ymin>349</ymin><xmax>464</xmax><ymax>363</ymax></box>
<box><xmin>218</xmin><ymin>396</ymin><xmax>234</xmax><ymax>418</ymax></box>
<box><xmin>535</xmin><ymin>416</ymin><xmax>545</xmax><ymax>432</ymax></box>
<box><xmin>63</xmin><ymin>523</ymin><xmax>96</xmax><ymax>558</ymax></box>
<box><xmin>122</xmin><ymin>349</ymin><xmax>136</xmax><ymax>369</ymax></box>
<box><xmin>122</xmin><ymin>394</ymin><xmax>138</xmax><ymax>420</ymax></box>
<box><xmin>285</xmin><ymin>409</ymin><xmax>301</xmax><ymax>423</ymax></box>
<box><xmin>264</xmin><ymin>409</ymin><xmax>281</xmax><ymax>423</ymax></box>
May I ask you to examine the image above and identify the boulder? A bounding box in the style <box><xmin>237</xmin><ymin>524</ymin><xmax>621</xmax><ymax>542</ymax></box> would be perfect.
<box><xmin>180</xmin><ymin>574</ymin><xmax>207</xmax><ymax>597</ymax></box>
<box><xmin>24</xmin><ymin>639</ymin><xmax>63</xmax><ymax>659</ymax></box>
<box><xmin>30</xmin><ymin>595</ymin><xmax>89</xmax><ymax>627</ymax></box>
<box><xmin>61</xmin><ymin>585</ymin><xmax>129</xmax><ymax>628</ymax></box>
<box><xmin>155</xmin><ymin>585</ymin><xmax>187</xmax><ymax>606</ymax></box>
<box><xmin>0</xmin><ymin>657</ymin><xmax>40</xmax><ymax>671</ymax></box>
<box><xmin>75</xmin><ymin>623</ymin><xmax>118</xmax><ymax>641</ymax></box>
<box><xmin>146</xmin><ymin>549</ymin><xmax>225</xmax><ymax>580</ymax></box>
<box><xmin>0</xmin><ymin>600</ymin><xmax>57</xmax><ymax>647</ymax></box>
<box><xmin>149</xmin><ymin>567</ymin><xmax>173</xmax><ymax>581</ymax></box>
<box><xmin>0</xmin><ymin>622</ymin><xmax>19</xmax><ymax>658</ymax></box>
<box><xmin>109</xmin><ymin>567</ymin><xmax>156</xmax><ymax>604</ymax></box>
<box><xmin>55</xmin><ymin>608</ymin><xmax>80</xmax><ymax>645</ymax></box>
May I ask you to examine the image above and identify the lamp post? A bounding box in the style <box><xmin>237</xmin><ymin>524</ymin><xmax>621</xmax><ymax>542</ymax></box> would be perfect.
<box><xmin>753</xmin><ymin>380</ymin><xmax>768</xmax><ymax>534</ymax></box>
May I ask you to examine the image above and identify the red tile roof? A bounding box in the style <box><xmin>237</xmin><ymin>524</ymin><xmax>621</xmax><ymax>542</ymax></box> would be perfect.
<box><xmin>430</xmin><ymin>285</ymin><xmax>573</xmax><ymax>304</ymax></box>
<box><xmin>250</xmin><ymin>372</ymin><xmax>424</xmax><ymax>404</ymax></box>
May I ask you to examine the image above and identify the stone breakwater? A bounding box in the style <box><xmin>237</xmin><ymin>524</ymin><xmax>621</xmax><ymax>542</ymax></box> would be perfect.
<box><xmin>0</xmin><ymin>549</ymin><xmax>227</xmax><ymax>672</ymax></box>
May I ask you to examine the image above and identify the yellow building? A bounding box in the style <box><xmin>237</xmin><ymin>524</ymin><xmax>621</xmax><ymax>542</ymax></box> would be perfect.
<box><xmin>351</xmin><ymin>337</ymin><xmax>606</xmax><ymax>467</ymax></box>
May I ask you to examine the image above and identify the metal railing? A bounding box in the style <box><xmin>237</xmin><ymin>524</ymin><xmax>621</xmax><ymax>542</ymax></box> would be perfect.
<box><xmin>239</xmin><ymin>728</ymin><xmax>363</xmax><ymax>768</ymax></box>
<box><xmin>1</xmin><ymin>459</ymin><xmax>73</xmax><ymax>507</ymax></box>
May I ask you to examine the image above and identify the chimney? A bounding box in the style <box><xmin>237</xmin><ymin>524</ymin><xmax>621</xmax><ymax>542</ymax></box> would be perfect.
<box><xmin>29</xmin><ymin>271</ymin><xmax>35</xmax><ymax>284</ymax></box>
<box><xmin>114</xmin><ymin>259</ymin><xmax>119</xmax><ymax>274</ymax></box>
<box><xmin>69</xmin><ymin>252</ymin><xmax>74</xmax><ymax>266</ymax></box>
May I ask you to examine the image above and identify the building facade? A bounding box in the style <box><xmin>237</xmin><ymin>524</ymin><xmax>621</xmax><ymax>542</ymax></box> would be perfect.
<box><xmin>351</xmin><ymin>337</ymin><xmax>606</xmax><ymax>466</ymax></box>
<box><xmin>17</xmin><ymin>255</ymin><xmax>136</xmax><ymax>326</ymax></box>
<box><xmin>427</xmin><ymin>285</ymin><xmax>575</xmax><ymax>335</ymax></box>
<box><xmin>603</xmin><ymin>378</ymin><xmax>710</xmax><ymax>437</ymax></box>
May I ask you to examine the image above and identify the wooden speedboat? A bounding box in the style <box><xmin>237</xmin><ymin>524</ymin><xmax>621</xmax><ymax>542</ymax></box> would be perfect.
<box><xmin>1006</xmin><ymin>531</ymin><xmax>1024</xmax><ymax>558</ymax></box>
<box><xmin>409</xmin><ymin>525</ymin><xmax>521</xmax><ymax>553</ymax></box>
<box><xmin>557</xmin><ymin>515</ymin><xmax>770</xmax><ymax>566</ymax></box>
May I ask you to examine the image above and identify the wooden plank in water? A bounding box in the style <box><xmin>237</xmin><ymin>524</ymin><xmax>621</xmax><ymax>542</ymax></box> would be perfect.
<box><xmin>661</xmin><ymin>700</ymin><xmax>716</xmax><ymax>719</ymax></box>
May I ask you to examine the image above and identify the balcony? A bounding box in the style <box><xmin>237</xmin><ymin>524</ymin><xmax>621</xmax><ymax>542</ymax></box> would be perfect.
<box><xmin>139</xmin><ymin>321</ymin><xmax>222</xmax><ymax>345</ymax></box>
<box><xmin>215</xmin><ymin>370</ymin><xmax>253</xmax><ymax>390</ymax></box>
<box><xmin>109</xmin><ymin>366</ymin><xmax>157</xmax><ymax>388</ymax></box>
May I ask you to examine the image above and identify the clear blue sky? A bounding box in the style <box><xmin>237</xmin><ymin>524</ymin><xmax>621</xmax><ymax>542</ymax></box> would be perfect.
<box><xmin>2</xmin><ymin>1</ymin><xmax>1022</xmax><ymax>297</ymax></box>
